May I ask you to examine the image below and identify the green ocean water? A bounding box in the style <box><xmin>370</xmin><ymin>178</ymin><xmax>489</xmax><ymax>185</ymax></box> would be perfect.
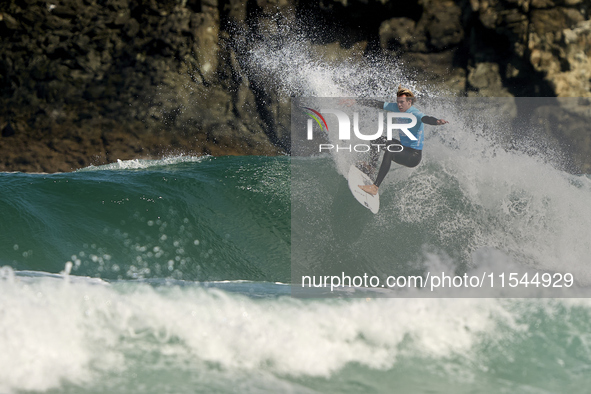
<box><xmin>2</xmin><ymin>154</ymin><xmax>591</xmax><ymax>393</ymax></box>
<box><xmin>1</xmin><ymin>156</ymin><xmax>291</xmax><ymax>282</ymax></box>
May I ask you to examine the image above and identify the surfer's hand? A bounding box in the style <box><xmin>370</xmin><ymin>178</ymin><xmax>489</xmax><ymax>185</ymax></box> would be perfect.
<box><xmin>436</xmin><ymin>119</ymin><xmax>449</xmax><ymax>125</ymax></box>
<box><xmin>339</xmin><ymin>98</ymin><xmax>355</xmax><ymax>107</ymax></box>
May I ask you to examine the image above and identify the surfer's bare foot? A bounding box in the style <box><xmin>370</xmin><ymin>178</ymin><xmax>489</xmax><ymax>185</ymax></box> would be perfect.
<box><xmin>359</xmin><ymin>184</ymin><xmax>378</xmax><ymax>195</ymax></box>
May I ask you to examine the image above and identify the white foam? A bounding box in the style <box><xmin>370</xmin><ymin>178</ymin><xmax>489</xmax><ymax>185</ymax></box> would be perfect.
<box><xmin>0</xmin><ymin>266</ymin><xmax>517</xmax><ymax>392</ymax></box>
<box><xmin>77</xmin><ymin>155</ymin><xmax>209</xmax><ymax>172</ymax></box>
<box><xmin>5</xmin><ymin>264</ymin><xmax>591</xmax><ymax>392</ymax></box>
<box><xmin>419</xmin><ymin>113</ymin><xmax>591</xmax><ymax>281</ymax></box>
<box><xmin>0</xmin><ymin>270</ymin><xmax>121</xmax><ymax>393</ymax></box>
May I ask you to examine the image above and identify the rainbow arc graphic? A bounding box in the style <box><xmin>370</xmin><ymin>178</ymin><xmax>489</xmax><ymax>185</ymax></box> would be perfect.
<box><xmin>303</xmin><ymin>107</ymin><xmax>329</xmax><ymax>132</ymax></box>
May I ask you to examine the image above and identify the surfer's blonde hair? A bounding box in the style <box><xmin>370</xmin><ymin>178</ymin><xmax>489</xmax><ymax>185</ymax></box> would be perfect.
<box><xmin>397</xmin><ymin>85</ymin><xmax>416</xmax><ymax>103</ymax></box>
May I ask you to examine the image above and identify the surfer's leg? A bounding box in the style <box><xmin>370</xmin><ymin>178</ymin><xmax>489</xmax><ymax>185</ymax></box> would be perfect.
<box><xmin>373</xmin><ymin>139</ymin><xmax>404</xmax><ymax>187</ymax></box>
<box><xmin>392</xmin><ymin>148</ymin><xmax>422</xmax><ymax>168</ymax></box>
<box><xmin>374</xmin><ymin>150</ymin><xmax>394</xmax><ymax>187</ymax></box>
<box><xmin>361</xmin><ymin>139</ymin><xmax>418</xmax><ymax>195</ymax></box>
<box><xmin>359</xmin><ymin>148</ymin><xmax>393</xmax><ymax>194</ymax></box>
<box><xmin>372</xmin><ymin>144</ymin><xmax>422</xmax><ymax>188</ymax></box>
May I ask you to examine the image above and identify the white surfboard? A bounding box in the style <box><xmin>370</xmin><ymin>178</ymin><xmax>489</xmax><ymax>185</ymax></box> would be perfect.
<box><xmin>347</xmin><ymin>164</ymin><xmax>380</xmax><ymax>214</ymax></box>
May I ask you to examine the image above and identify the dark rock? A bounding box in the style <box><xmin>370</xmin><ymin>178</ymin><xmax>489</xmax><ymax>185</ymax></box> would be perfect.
<box><xmin>124</xmin><ymin>18</ymin><xmax>140</xmax><ymax>37</ymax></box>
<box><xmin>51</xmin><ymin>5</ymin><xmax>78</xmax><ymax>19</ymax></box>
<box><xmin>420</xmin><ymin>0</ymin><xmax>463</xmax><ymax>50</ymax></box>
<box><xmin>2</xmin><ymin>121</ymin><xmax>15</xmax><ymax>137</ymax></box>
<box><xmin>0</xmin><ymin>12</ymin><xmax>20</xmax><ymax>31</ymax></box>
<box><xmin>44</xmin><ymin>15</ymin><xmax>72</xmax><ymax>30</ymax></box>
<box><xmin>379</xmin><ymin>18</ymin><xmax>422</xmax><ymax>52</ymax></box>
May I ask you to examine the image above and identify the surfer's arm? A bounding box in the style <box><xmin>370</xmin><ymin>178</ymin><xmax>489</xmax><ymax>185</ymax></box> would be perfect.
<box><xmin>421</xmin><ymin>116</ymin><xmax>448</xmax><ymax>125</ymax></box>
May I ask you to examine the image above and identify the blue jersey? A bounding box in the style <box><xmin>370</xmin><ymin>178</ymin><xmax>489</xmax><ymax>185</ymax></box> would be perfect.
<box><xmin>383</xmin><ymin>102</ymin><xmax>425</xmax><ymax>150</ymax></box>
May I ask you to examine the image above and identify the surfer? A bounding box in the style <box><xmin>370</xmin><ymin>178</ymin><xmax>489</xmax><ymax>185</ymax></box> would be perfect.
<box><xmin>356</xmin><ymin>86</ymin><xmax>448</xmax><ymax>195</ymax></box>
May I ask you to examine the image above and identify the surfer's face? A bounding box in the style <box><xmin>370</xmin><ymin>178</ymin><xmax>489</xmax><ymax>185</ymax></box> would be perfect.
<box><xmin>396</xmin><ymin>96</ymin><xmax>412</xmax><ymax>112</ymax></box>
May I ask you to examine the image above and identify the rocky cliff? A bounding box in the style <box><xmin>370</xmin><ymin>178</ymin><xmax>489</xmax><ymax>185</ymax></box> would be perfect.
<box><xmin>0</xmin><ymin>0</ymin><xmax>589</xmax><ymax>172</ymax></box>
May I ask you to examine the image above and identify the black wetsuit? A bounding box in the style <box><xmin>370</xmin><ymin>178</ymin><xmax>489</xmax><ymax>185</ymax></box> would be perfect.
<box><xmin>369</xmin><ymin>136</ymin><xmax>422</xmax><ymax>187</ymax></box>
<box><xmin>358</xmin><ymin>99</ymin><xmax>440</xmax><ymax>187</ymax></box>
